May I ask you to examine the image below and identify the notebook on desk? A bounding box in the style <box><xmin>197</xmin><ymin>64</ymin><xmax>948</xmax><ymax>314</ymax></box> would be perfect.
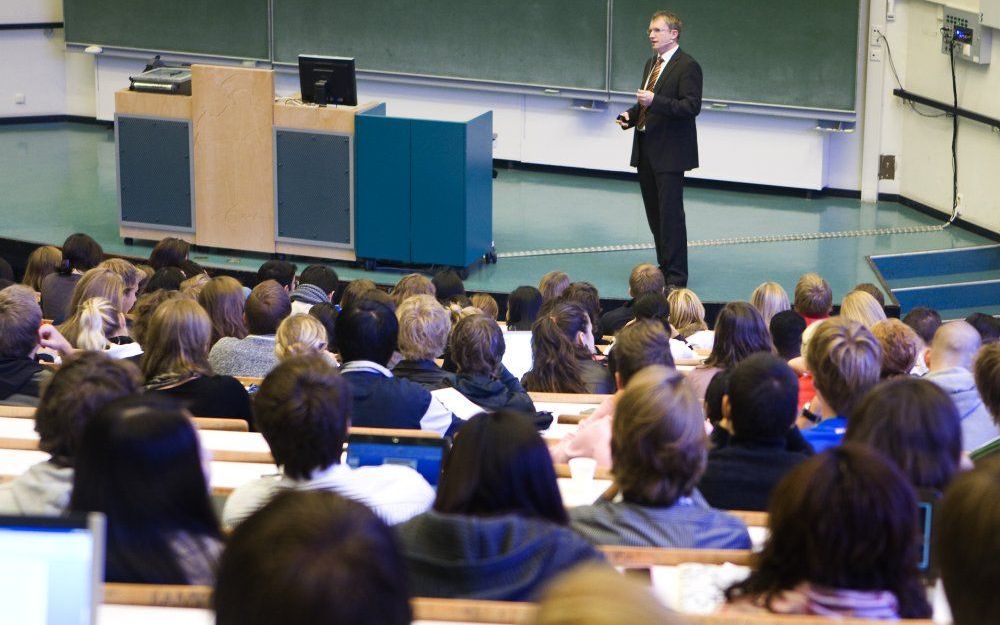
<box><xmin>0</xmin><ymin>513</ymin><xmax>105</xmax><ymax>625</ymax></box>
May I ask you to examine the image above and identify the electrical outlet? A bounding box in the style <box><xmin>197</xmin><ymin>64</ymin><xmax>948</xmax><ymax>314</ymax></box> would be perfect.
<box><xmin>869</xmin><ymin>48</ymin><xmax>883</xmax><ymax>62</ymax></box>
<box><xmin>14</xmin><ymin>93</ymin><xmax>25</xmax><ymax>105</ymax></box>
<box><xmin>871</xmin><ymin>26</ymin><xmax>883</xmax><ymax>47</ymax></box>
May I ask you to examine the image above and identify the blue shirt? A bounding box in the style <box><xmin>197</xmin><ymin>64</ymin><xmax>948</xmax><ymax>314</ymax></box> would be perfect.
<box><xmin>800</xmin><ymin>417</ymin><xmax>847</xmax><ymax>453</ymax></box>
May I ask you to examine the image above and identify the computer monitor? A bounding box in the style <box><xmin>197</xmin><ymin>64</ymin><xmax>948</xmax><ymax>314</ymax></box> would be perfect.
<box><xmin>346</xmin><ymin>433</ymin><xmax>450</xmax><ymax>487</ymax></box>
<box><xmin>0</xmin><ymin>513</ymin><xmax>105</xmax><ymax>625</ymax></box>
<box><xmin>298</xmin><ymin>55</ymin><xmax>357</xmax><ymax>106</ymax></box>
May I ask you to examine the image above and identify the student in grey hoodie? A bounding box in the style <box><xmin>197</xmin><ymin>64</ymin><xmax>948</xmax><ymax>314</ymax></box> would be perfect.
<box><xmin>925</xmin><ymin>321</ymin><xmax>999</xmax><ymax>452</ymax></box>
<box><xmin>0</xmin><ymin>352</ymin><xmax>141</xmax><ymax>515</ymax></box>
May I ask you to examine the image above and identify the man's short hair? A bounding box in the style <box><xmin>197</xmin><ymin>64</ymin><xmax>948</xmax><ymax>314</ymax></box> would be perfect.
<box><xmin>805</xmin><ymin>317</ymin><xmax>881</xmax><ymax>418</ymax></box>
<box><xmin>975</xmin><ymin>342</ymin><xmax>1000</xmax><ymax>420</ymax></box>
<box><xmin>339</xmin><ymin>279</ymin><xmax>377</xmax><ymax>313</ymax></box>
<box><xmin>336</xmin><ymin>299</ymin><xmax>397</xmax><ymax>365</ymax></box>
<box><xmin>793</xmin><ymin>273</ymin><xmax>833</xmax><ymax>318</ymax></box>
<box><xmin>770</xmin><ymin>309</ymin><xmax>806</xmax><ymax>360</ymax></box>
<box><xmin>628</xmin><ymin>264</ymin><xmax>665</xmax><ymax>299</ymax></box>
<box><xmin>396</xmin><ymin>294</ymin><xmax>450</xmax><ymax>361</ymax></box>
<box><xmin>215</xmin><ymin>490</ymin><xmax>411</xmax><ymax>625</ymax></box>
<box><xmin>902</xmin><ymin>306</ymin><xmax>942</xmax><ymax>345</ymax></box>
<box><xmin>450</xmin><ymin>314</ymin><xmax>504</xmax><ymax>377</ymax></box>
<box><xmin>35</xmin><ymin>352</ymin><xmax>141</xmax><ymax>462</ymax></box>
<box><xmin>391</xmin><ymin>274</ymin><xmax>435</xmax><ymax>306</ymax></box>
<box><xmin>253</xmin><ymin>356</ymin><xmax>350</xmax><ymax>479</ymax></box>
<box><xmin>728</xmin><ymin>353</ymin><xmax>799</xmax><ymax>441</ymax></box>
<box><xmin>872</xmin><ymin>318</ymin><xmax>923</xmax><ymax>378</ymax></box>
<box><xmin>937</xmin><ymin>457</ymin><xmax>1000</xmax><ymax>625</ymax></box>
<box><xmin>966</xmin><ymin>312</ymin><xmax>1000</xmax><ymax>345</ymax></box>
<box><xmin>0</xmin><ymin>285</ymin><xmax>42</xmax><ymax>359</ymax></box>
<box><xmin>256</xmin><ymin>260</ymin><xmax>298</xmax><ymax>289</ymax></box>
<box><xmin>298</xmin><ymin>265</ymin><xmax>339</xmax><ymax>297</ymax></box>
<box><xmin>611</xmin><ymin>319</ymin><xmax>674</xmax><ymax>385</ymax></box>
<box><xmin>650</xmin><ymin>11</ymin><xmax>683</xmax><ymax>37</ymax></box>
<box><xmin>612</xmin><ymin>366</ymin><xmax>706</xmax><ymax>507</ymax></box>
<box><xmin>245</xmin><ymin>280</ymin><xmax>291</xmax><ymax>335</ymax></box>
<box><xmin>852</xmin><ymin>283</ymin><xmax>885</xmax><ymax>307</ymax></box>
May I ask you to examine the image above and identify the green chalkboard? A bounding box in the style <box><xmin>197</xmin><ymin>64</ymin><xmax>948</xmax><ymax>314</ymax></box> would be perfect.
<box><xmin>611</xmin><ymin>1</ymin><xmax>860</xmax><ymax>112</ymax></box>
<box><xmin>273</xmin><ymin>0</ymin><xmax>609</xmax><ymax>91</ymax></box>
<box><xmin>63</xmin><ymin>0</ymin><xmax>269</xmax><ymax>60</ymax></box>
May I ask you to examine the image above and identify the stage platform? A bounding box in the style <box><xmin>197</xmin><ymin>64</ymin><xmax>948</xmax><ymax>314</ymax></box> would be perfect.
<box><xmin>0</xmin><ymin>122</ymin><xmax>995</xmax><ymax>317</ymax></box>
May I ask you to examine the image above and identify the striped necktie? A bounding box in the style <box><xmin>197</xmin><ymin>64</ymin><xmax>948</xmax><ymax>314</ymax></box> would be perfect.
<box><xmin>637</xmin><ymin>56</ymin><xmax>665</xmax><ymax>130</ymax></box>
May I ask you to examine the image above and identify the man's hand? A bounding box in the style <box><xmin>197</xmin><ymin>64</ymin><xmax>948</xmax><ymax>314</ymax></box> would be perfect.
<box><xmin>38</xmin><ymin>324</ymin><xmax>76</xmax><ymax>357</ymax></box>
<box><xmin>636</xmin><ymin>90</ymin><xmax>655</xmax><ymax>107</ymax></box>
<box><xmin>615</xmin><ymin>111</ymin><xmax>630</xmax><ymax>129</ymax></box>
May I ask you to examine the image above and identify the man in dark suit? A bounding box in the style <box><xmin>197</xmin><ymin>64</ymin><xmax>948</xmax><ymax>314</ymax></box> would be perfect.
<box><xmin>617</xmin><ymin>11</ymin><xmax>702</xmax><ymax>288</ymax></box>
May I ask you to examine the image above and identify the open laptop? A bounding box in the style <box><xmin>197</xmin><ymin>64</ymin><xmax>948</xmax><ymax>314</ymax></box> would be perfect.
<box><xmin>0</xmin><ymin>513</ymin><xmax>105</xmax><ymax>625</ymax></box>
<box><xmin>346</xmin><ymin>433</ymin><xmax>450</xmax><ymax>487</ymax></box>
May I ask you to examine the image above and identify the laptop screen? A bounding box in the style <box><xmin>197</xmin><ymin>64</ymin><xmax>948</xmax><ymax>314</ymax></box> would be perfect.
<box><xmin>346</xmin><ymin>434</ymin><xmax>449</xmax><ymax>487</ymax></box>
<box><xmin>0</xmin><ymin>514</ymin><xmax>105</xmax><ymax>625</ymax></box>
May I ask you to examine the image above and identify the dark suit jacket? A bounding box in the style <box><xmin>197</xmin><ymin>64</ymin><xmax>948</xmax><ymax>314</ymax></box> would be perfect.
<box><xmin>627</xmin><ymin>48</ymin><xmax>703</xmax><ymax>173</ymax></box>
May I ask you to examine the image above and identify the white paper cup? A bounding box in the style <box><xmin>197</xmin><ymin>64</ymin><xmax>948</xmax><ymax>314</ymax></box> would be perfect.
<box><xmin>568</xmin><ymin>457</ymin><xmax>598</xmax><ymax>482</ymax></box>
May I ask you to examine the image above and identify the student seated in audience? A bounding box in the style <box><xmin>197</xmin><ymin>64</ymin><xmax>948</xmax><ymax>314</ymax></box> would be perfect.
<box><xmin>217</xmin><ymin>491</ymin><xmax>412</xmax><ymax>625</ymax></box>
<box><xmin>148</xmin><ymin>236</ymin><xmax>190</xmax><ymax>271</ymax></box>
<box><xmin>698</xmin><ymin>353</ymin><xmax>810</xmax><ymax>512</ymax></box>
<box><xmin>539</xmin><ymin>270</ymin><xmax>570</xmax><ymax>303</ymax></box>
<box><xmin>130</xmin><ymin>289</ymin><xmax>186</xmax><ymax>349</ymax></box>
<box><xmin>630</xmin><ymin>292</ymin><xmax>697</xmax><ymax>361</ymax></box>
<box><xmin>308</xmin><ymin>302</ymin><xmax>339</xmax><ymax>355</ymax></box>
<box><xmin>750</xmin><ymin>281</ymin><xmax>790</xmax><ymax>327</ymax></box>
<box><xmin>551</xmin><ymin>320</ymin><xmax>675</xmax><ymax>468</ymax></box>
<box><xmin>0</xmin><ymin>352</ymin><xmax>140</xmax><ymax>515</ymax></box>
<box><xmin>394</xmin><ymin>410</ymin><xmax>601</xmax><ymax>600</ymax></box>
<box><xmin>21</xmin><ymin>245</ymin><xmax>61</xmax><ymax>294</ymax></box>
<box><xmin>391</xmin><ymin>294</ymin><xmax>454</xmax><ymax>390</ymax></box>
<box><xmin>506</xmin><ymin>285</ymin><xmax>543</xmax><ymax>331</ymax></box>
<box><xmin>975</xmin><ymin>342</ymin><xmax>1000</xmax><ymax>426</ymax></box>
<box><xmin>144</xmin><ymin>266</ymin><xmax>186</xmax><ymax>293</ymax></box>
<box><xmin>58</xmin><ymin>297</ymin><xmax>140</xmax><ymax>359</ymax></box>
<box><xmin>924</xmin><ymin>320</ymin><xmax>998</xmax><ymax>451</ymax></box>
<box><xmin>937</xmin><ymin>457</ymin><xmax>1000</xmax><ymax>625</ymax></box>
<box><xmin>0</xmin><ymin>286</ymin><xmax>73</xmax><ymax>405</ymax></box>
<box><xmin>338</xmin><ymin>299</ymin><xmax>460</xmax><ymax>436</ymax></box>
<box><xmin>142</xmin><ymin>298</ymin><xmax>251</xmax><ymax>422</ymax></box>
<box><xmin>666</xmin><ymin>287</ymin><xmax>711</xmax><ymax>346</ymax></box>
<box><xmin>274</xmin><ymin>314</ymin><xmax>334</xmax><ymax>364</ymax></box>
<box><xmin>725</xmin><ymin>444</ymin><xmax>931</xmax><ymax>619</ymax></box>
<box><xmin>198</xmin><ymin>276</ymin><xmax>248</xmax><ymax>346</ymax></box>
<box><xmin>903</xmin><ymin>306</ymin><xmax>941</xmax><ymax>376</ymax></box>
<box><xmin>871</xmin><ymin>318</ymin><xmax>923</xmax><ymax>379</ymax></box>
<box><xmin>846</xmin><ymin>377</ymin><xmax>961</xmax><ymax>493</ymax></box>
<box><xmin>686</xmin><ymin>301</ymin><xmax>773</xmax><ymax>401</ymax></box>
<box><xmin>209</xmin><ymin>279</ymin><xmax>290</xmax><ymax>378</ymax></box>
<box><xmin>558</xmin><ymin>282</ymin><xmax>604</xmax><ymax>345</ymax></box>
<box><xmin>522</xmin><ymin>301</ymin><xmax>614</xmax><ymax>394</ymax></box>
<box><xmin>289</xmin><ymin>264</ymin><xmax>338</xmax><ymax>315</ymax></box>
<box><xmin>853</xmin><ymin>282</ymin><xmax>886</xmax><ymax>307</ymax></box>
<box><xmin>966</xmin><ymin>311</ymin><xmax>1000</xmax><ymax>344</ymax></box>
<box><xmin>470</xmin><ymin>292</ymin><xmax>499</xmax><ymax>320</ymax></box>
<box><xmin>223</xmin><ymin>355</ymin><xmax>433</xmax><ymax>528</ymax></box>
<box><xmin>256</xmin><ymin>259</ymin><xmax>297</xmax><ymax>292</ymax></box>
<box><xmin>390</xmin><ymin>273</ymin><xmax>435</xmax><ymax>307</ymax></box>
<box><xmin>598</xmin><ymin>264</ymin><xmax>665</xmax><ymax>337</ymax></box>
<box><xmin>840</xmin><ymin>289</ymin><xmax>887</xmax><ymax>330</ymax></box>
<box><xmin>339</xmin><ymin>278</ymin><xmax>376</xmax><ymax>312</ymax></box>
<box><xmin>535</xmin><ymin>565</ymin><xmax>684</xmax><ymax>625</ymax></box>
<box><xmin>770</xmin><ymin>309</ymin><xmax>806</xmax><ymax>362</ymax></box>
<box><xmin>432</xmin><ymin>269</ymin><xmax>466</xmax><ymax>304</ymax></box>
<box><xmin>98</xmin><ymin>258</ymin><xmax>142</xmax><ymax>315</ymax></box>
<box><xmin>447</xmin><ymin>313</ymin><xmax>537</xmax><ymax>416</ymax></box>
<box><xmin>40</xmin><ymin>232</ymin><xmax>103</xmax><ymax>324</ymax></box>
<box><xmin>570</xmin><ymin>366</ymin><xmax>750</xmax><ymax>548</ymax></box>
<box><xmin>58</xmin><ymin>267</ymin><xmax>127</xmax><ymax>341</ymax></box>
<box><xmin>798</xmin><ymin>318</ymin><xmax>881</xmax><ymax>452</ymax></box>
<box><xmin>70</xmin><ymin>395</ymin><xmax>224</xmax><ymax>584</ymax></box>
<box><xmin>793</xmin><ymin>272</ymin><xmax>833</xmax><ymax>327</ymax></box>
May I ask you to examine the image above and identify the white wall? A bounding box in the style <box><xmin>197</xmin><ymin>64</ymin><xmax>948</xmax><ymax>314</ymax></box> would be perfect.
<box><xmin>1</xmin><ymin>0</ymin><xmax>998</xmax><ymax>233</ymax></box>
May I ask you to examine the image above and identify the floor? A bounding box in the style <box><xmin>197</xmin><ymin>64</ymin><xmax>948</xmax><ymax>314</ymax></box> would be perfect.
<box><xmin>0</xmin><ymin>122</ymin><xmax>994</xmax><ymax>312</ymax></box>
